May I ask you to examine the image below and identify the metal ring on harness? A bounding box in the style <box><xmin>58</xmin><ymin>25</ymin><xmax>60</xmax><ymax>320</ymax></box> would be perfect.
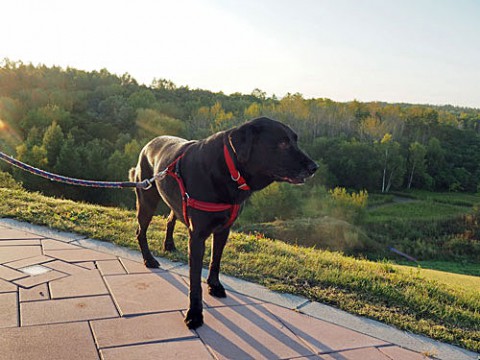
<box><xmin>231</xmin><ymin>172</ymin><xmax>241</xmax><ymax>182</ymax></box>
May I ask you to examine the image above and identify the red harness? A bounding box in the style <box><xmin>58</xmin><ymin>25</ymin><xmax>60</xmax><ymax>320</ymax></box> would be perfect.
<box><xmin>165</xmin><ymin>142</ymin><xmax>250</xmax><ymax>229</ymax></box>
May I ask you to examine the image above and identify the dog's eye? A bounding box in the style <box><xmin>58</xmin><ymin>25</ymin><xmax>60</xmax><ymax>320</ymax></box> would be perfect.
<box><xmin>278</xmin><ymin>141</ymin><xmax>290</xmax><ymax>150</ymax></box>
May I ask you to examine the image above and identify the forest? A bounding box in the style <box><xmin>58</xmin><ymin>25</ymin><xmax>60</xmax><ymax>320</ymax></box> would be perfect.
<box><xmin>1</xmin><ymin>59</ymin><xmax>480</xmax><ymax>209</ymax></box>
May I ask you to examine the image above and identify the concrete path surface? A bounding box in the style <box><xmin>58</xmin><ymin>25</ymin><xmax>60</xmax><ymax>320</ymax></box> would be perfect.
<box><xmin>0</xmin><ymin>218</ymin><xmax>477</xmax><ymax>360</ymax></box>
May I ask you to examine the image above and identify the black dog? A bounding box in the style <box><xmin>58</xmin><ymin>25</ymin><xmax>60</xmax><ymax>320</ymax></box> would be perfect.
<box><xmin>129</xmin><ymin>117</ymin><xmax>318</xmax><ymax>329</ymax></box>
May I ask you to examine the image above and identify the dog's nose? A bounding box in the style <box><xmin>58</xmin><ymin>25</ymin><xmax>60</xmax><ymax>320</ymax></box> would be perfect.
<box><xmin>308</xmin><ymin>161</ymin><xmax>319</xmax><ymax>174</ymax></box>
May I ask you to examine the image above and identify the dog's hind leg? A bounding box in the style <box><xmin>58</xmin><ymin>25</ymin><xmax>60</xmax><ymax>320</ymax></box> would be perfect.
<box><xmin>135</xmin><ymin>187</ymin><xmax>161</xmax><ymax>268</ymax></box>
<box><xmin>164</xmin><ymin>210</ymin><xmax>177</xmax><ymax>252</ymax></box>
<box><xmin>206</xmin><ymin>228</ymin><xmax>229</xmax><ymax>298</ymax></box>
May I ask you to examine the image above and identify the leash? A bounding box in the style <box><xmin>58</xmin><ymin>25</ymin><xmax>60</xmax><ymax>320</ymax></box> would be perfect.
<box><xmin>0</xmin><ymin>150</ymin><xmax>160</xmax><ymax>189</ymax></box>
<box><xmin>1</xmin><ymin>138</ymin><xmax>250</xmax><ymax>228</ymax></box>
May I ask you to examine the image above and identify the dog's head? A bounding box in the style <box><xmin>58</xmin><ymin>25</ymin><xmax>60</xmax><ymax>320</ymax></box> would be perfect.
<box><xmin>229</xmin><ymin>117</ymin><xmax>318</xmax><ymax>188</ymax></box>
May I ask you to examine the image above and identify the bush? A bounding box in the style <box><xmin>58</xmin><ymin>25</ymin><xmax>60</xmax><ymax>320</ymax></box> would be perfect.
<box><xmin>326</xmin><ymin>187</ymin><xmax>368</xmax><ymax>224</ymax></box>
<box><xmin>241</xmin><ymin>182</ymin><xmax>302</xmax><ymax>222</ymax></box>
<box><xmin>238</xmin><ymin>217</ymin><xmax>378</xmax><ymax>255</ymax></box>
<box><xmin>0</xmin><ymin>171</ymin><xmax>23</xmax><ymax>189</ymax></box>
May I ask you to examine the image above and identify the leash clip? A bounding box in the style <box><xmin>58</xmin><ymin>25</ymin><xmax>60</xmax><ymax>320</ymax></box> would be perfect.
<box><xmin>142</xmin><ymin>179</ymin><xmax>153</xmax><ymax>190</ymax></box>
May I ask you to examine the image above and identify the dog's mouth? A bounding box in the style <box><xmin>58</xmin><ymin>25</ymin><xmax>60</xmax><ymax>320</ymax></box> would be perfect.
<box><xmin>280</xmin><ymin>176</ymin><xmax>305</xmax><ymax>184</ymax></box>
<box><xmin>274</xmin><ymin>172</ymin><xmax>314</xmax><ymax>185</ymax></box>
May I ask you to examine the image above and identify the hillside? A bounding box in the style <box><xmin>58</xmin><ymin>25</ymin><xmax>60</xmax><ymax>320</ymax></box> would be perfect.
<box><xmin>2</xmin><ymin>60</ymin><xmax>480</xmax><ymax>210</ymax></box>
<box><xmin>0</xmin><ymin>186</ymin><xmax>478</xmax><ymax>352</ymax></box>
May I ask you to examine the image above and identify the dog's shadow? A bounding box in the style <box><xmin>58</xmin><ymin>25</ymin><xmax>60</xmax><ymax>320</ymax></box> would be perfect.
<box><xmin>151</xmin><ymin>269</ymin><xmax>344</xmax><ymax>360</ymax></box>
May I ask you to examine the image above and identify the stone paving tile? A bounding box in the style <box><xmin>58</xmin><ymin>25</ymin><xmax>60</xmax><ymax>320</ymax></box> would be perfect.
<box><xmin>180</xmin><ymin>276</ymin><xmax>264</xmax><ymax>308</ymax></box>
<box><xmin>5</xmin><ymin>254</ymin><xmax>53</xmax><ymax>269</ymax></box>
<box><xmin>21</xmin><ymin>294</ymin><xmax>119</xmax><ymax>326</ymax></box>
<box><xmin>75</xmin><ymin>261</ymin><xmax>96</xmax><ymax>269</ymax></box>
<box><xmin>0</xmin><ymin>278</ymin><xmax>18</xmax><ymax>293</ymax></box>
<box><xmin>41</xmin><ymin>238</ymin><xmax>81</xmax><ymax>250</ymax></box>
<box><xmin>91</xmin><ymin>312</ymin><xmax>196</xmax><ymax>349</ymax></box>
<box><xmin>379</xmin><ymin>345</ymin><xmax>433</xmax><ymax>359</ymax></box>
<box><xmin>120</xmin><ymin>257</ymin><xmax>166</xmax><ymax>274</ymax></box>
<box><xmin>0</xmin><ymin>293</ymin><xmax>18</xmax><ymax>328</ymax></box>
<box><xmin>0</xmin><ymin>228</ymin><xmax>43</xmax><ymax>239</ymax></box>
<box><xmin>204</xmin><ymin>288</ymin><xmax>264</xmax><ymax>308</ymax></box>
<box><xmin>44</xmin><ymin>248</ymin><xmax>117</xmax><ymax>262</ymax></box>
<box><xmin>319</xmin><ymin>346</ymin><xmax>432</xmax><ymax>359</ymax></box>
<box><xmin>196</xmin><ymin>304</ymin><xmax>316</xmax><ymax>360</ymax></box>
<box><xmin>104</xmin><ymin>272</ymin><xmax>189</xmax><ymax>315</ymax></box>
<box><xmin>13</xmin><ymin>270</ymin><xmax>67</xmax><ymax>288</ymax></box>
<box><xmin>19</xmin><ymin>283</ymin><xmax>50</xmax><ymax>302</ymax></box>
<box><xmin>0</xmin><ymin>264</ymin><xmax>27</xmax><ymax>281</ymax></box>
<box><xmin>0</xmin><ymin>246</ymin><xmax>42</xmax><ymax>264</ymax></box>
<box><xmin>0</xmin><ymin>239</ymin><xmax>41</xmax><ymax>246</ymax></box>
<box><xmin>49</xmin><ymin>269</ymin><xmax>108</xmax><ymax>298</ymax></box>
<box><xmin>265</xmin><ymin>303</ymin><xmax>387</xmax><ymax>353</ymax></box>
<box><xmin>96</xmin><ymin>259</ymin><xmax>127</xmax><ymax>275</ymax></box>
<box><xmin>100</xmin><ymin>338</ymin><xmax>214</xmax><ymax>360</ymax></box>
<box><xmin>0</xmin><ymin>321</ymin><xmax>100</xmax><ymax>360</ymax></box>
<box><xmin>44</xmin><ymin>259</ymin><xmax>89</xmax><ymax>275</ymax></box>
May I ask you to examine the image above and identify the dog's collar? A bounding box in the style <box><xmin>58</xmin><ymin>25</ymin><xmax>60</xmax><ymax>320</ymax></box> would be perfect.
<box><xmin>223</xmin><ymin>142</ymin><xmax>250</xmax><ymax>191</ymax></box>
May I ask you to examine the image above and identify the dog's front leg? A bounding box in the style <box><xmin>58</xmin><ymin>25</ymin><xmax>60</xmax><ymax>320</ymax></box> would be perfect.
<box><xmin>184</xmin><ymin>229</ymin><xmax>208</xmax><ymax>329</ymax></box>
<box><xmin>207</xmin><ymin>228</ymin><xmax>229</xmax><ymax>298</ymax></box>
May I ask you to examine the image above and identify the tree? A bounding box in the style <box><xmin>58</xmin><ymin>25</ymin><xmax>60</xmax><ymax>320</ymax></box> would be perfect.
<box><xmin>244</xmin><ymin>102</ymin><xmax>262</xmax><ymax>119</ymax></box>
<box><xmin>210</xmin><ymin>102</ymin><xmax>235</xmax><ymax>132</ymax></box>
<box><xmin>135</xmin><ymin>109</ymin><xmax>185</xmax><ymax>139</ymax></box>
<box><xmin>54</xmin><ymin>135</ymin><xmax>82</xmax><ymax>178</ymax></box>
<box><xmin>425</xmin><ymin>137</ymin><xmax>448</xmax><ymax>190</ymax></box>
<box><xmin>407</xmin><ymin>142</ymin><xmax>427</xmax><ymax>189</ymax></box>
<box><xmin>379</xmin><ymin>133</ymin><xmax>405</xmax><ymax>193</ymax></box>
<box><xmin>42</xmin><ymin>121</ymin><xmax>64</xmax><ymax>168</ymax></box>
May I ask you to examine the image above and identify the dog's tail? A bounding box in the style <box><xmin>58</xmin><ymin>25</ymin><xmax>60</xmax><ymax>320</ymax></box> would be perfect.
<box><xmin>128</xmin><ymin>167</ymin><xmax>136</xmax><ymax>182</ymax></box>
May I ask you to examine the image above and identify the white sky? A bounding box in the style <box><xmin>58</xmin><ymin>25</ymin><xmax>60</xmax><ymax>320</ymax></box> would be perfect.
<box><xmin>1</xmin><ymin>0</ymin><xmax>480</xmax><ymax>108</ymax></box>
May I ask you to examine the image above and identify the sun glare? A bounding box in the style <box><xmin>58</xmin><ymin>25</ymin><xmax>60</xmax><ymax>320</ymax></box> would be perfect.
<box><xmin>0</xmin><ymin>119</ymin><xmax>6</xmax><ymax>131</ymax></box>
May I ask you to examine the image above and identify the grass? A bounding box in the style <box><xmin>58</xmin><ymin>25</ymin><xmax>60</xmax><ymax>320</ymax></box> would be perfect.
<box><xmin>366</xmin><ymin>201</ymin><xmax>468</xmax><ymax>221</ymax></box>
<box><xmin>406</xmin><ymin>260</ymin><xmax>480</xmax><ymax>277</ymax></box>
<box><xmin>0</xmin><ymin>187</ymin><xmax>479</xmax><ymax>352</ymax></box>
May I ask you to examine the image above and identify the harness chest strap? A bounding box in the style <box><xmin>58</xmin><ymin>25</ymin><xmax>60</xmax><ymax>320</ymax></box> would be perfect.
<box><xmin>164</xmin><ymin>143</ymin><xmax>249</xmax><ymax>228</ymax></box>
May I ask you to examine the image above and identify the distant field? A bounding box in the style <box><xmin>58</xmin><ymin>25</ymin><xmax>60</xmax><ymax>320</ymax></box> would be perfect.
<box><xmin>0</xmin><ymin>187</ymin><xmax>478</xmax><ymax>352</ymax></box>
<box><xmin>367</xmin><ymin>200</ymin><xmax>467</xmax><ymax>221</ymax></box>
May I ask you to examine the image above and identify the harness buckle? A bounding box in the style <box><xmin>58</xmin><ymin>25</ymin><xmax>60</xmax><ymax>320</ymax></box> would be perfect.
<box><xmin>231</xmin><ymin>171</ymin><xmax>241</xmax><ymax>182</ymax></box>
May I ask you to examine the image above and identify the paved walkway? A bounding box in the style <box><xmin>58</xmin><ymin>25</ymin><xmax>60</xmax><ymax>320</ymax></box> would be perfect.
<box><xmin>0</xmin><ymin>219</ymin><xmax>476</xmax><ymax>360</ymax></box>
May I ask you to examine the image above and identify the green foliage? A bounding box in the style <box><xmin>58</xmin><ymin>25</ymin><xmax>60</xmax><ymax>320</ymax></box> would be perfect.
<box><xmin>3</xmin><ymin>60</ymin><xmax>480</xmax><ymax>207</ymax></box>
<box><xmin>241</xmin><ymin>182</ymin><xmax>302</xmax><ymax>222</ymax></box>
<box><xmin>0</xmin><ymin>171</ymin><xmax>22</xmax><ymax>189</ymax></box>
<box><xmin>135</xmin><ymin>109</ymin><xmax>185</xmax><ymax>139</ymax></box>
<box><xmin>42</xmin><ymin>121</ymin><xmax>64</xmax><ymax>168</ymax></box>
<box><xmin>329</xmin><ymin>187</ymin><xmax>368</xmax><ymax>208</ymax></box>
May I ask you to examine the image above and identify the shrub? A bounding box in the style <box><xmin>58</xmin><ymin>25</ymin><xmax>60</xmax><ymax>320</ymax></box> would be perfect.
<box><xmin>326</xmin><ymin>187</ymin><xmax>368</xmax><ymax>223</ymax></box>
<box><xmin>241</xmin><ymin>182</ymin><xmax>301</xmax><ymax>222</ymax></box>
<box><xmin>0</xmin><ymin>171</ymin><xmax>23</xmax><ymax>189</ymax></box>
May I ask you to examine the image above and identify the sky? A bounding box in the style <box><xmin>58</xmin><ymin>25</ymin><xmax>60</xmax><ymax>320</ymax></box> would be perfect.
<box><xmin>1</xmin><ymin>0</ymin><xmax>479</xmax><ymax>108</ymax></box>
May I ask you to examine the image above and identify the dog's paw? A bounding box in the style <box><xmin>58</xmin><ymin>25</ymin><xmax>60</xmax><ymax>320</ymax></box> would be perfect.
<box><xmin>184</xmin><ymin>308</ymin><xmax>203</xmax><ymax>329</ymax></box>
<box><xmin>208</xmin><ymin>283</ymin><xmax>227</xmax><ymax>298</ymax></box>
<box><xmin>144</xmin><ymin>256</ymin><xmax>160</xmax><ymax>268</ymax></box>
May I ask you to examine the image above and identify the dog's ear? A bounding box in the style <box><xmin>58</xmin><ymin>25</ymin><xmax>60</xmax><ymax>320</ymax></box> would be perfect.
<box><xmin>229</xmin><ymin>124</ymin><xmax>253</xmax><ymax>163</ymax></box>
